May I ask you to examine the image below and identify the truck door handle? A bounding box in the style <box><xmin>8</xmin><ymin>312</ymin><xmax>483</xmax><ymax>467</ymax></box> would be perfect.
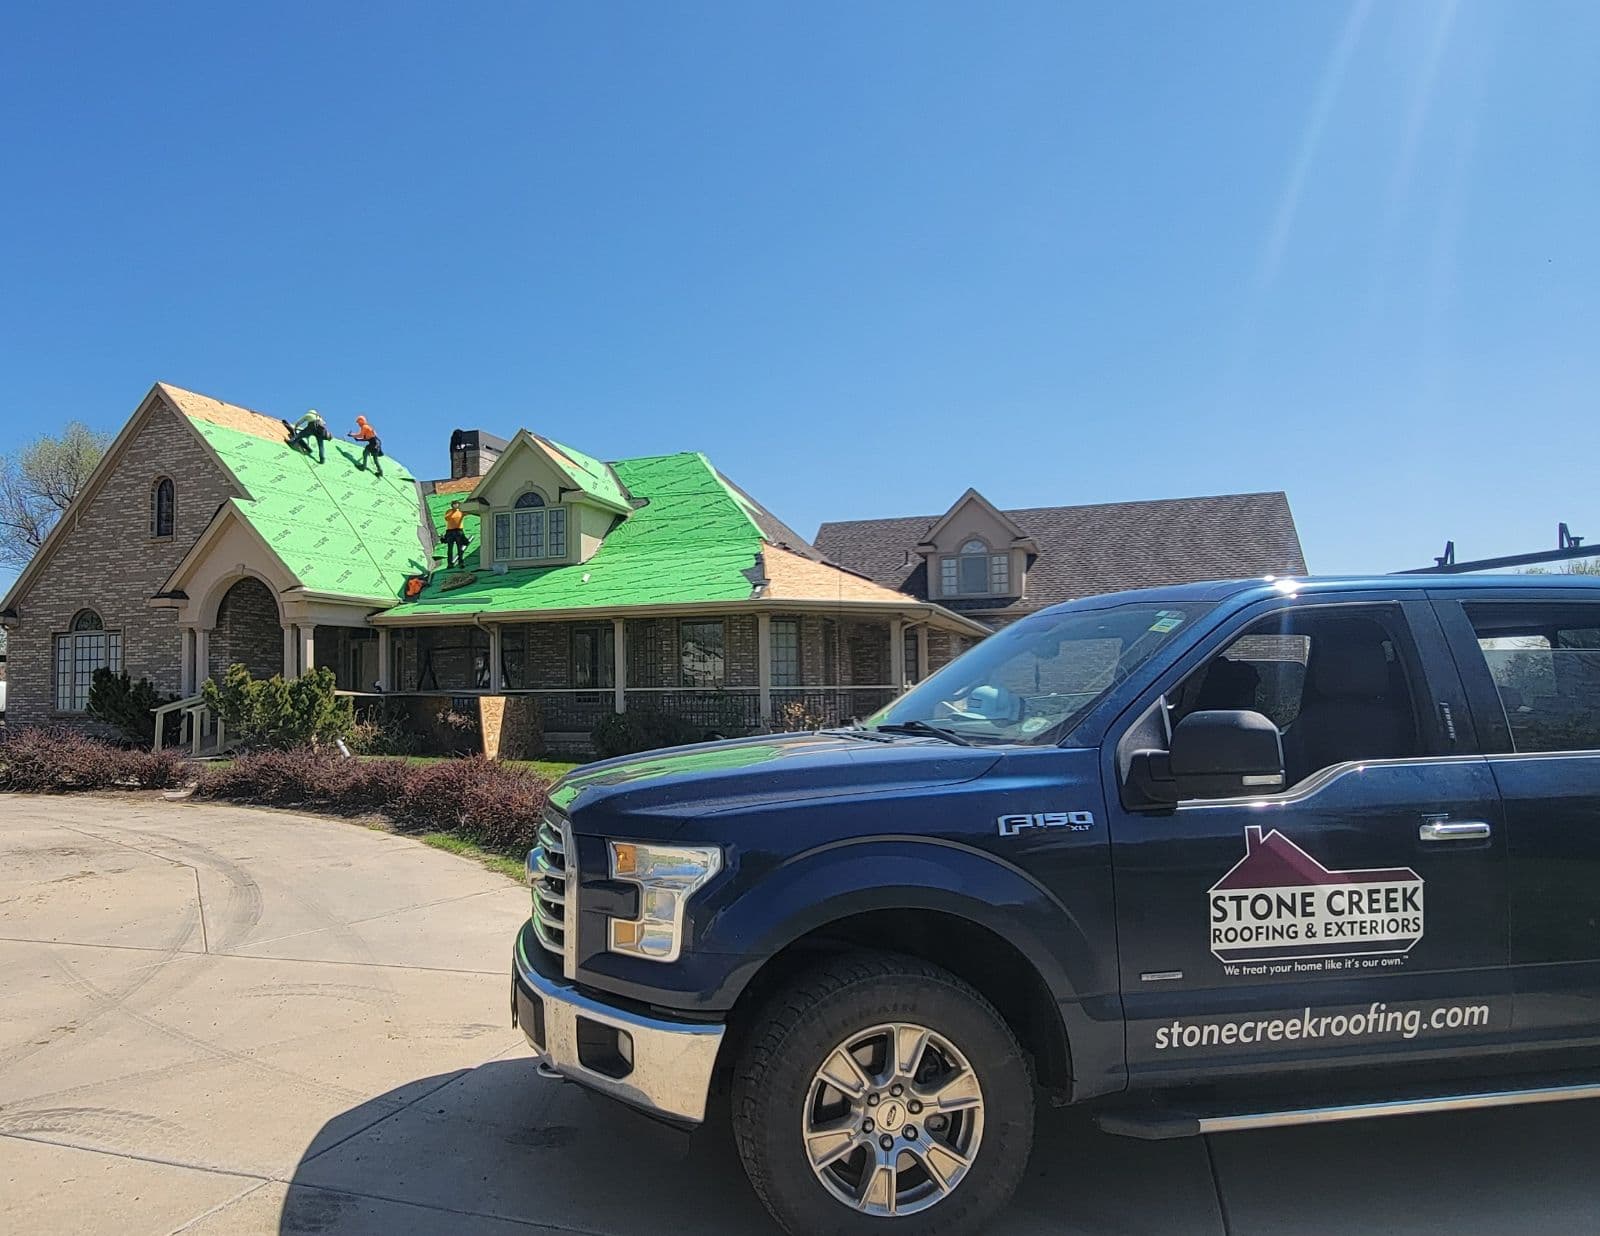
<box><xmin>1419</xmin><ymin>820</ymin><xmax>1492</xmax><ymax>842</ymax></box>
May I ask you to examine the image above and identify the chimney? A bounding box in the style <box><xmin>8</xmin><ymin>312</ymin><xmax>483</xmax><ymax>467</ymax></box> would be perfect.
<box><xmin>448</xmin><ymin>428</ymin><xmax>508</xmax><ymax>480</ymax></box>
<box><xmin>1244</xmin><ymin>825</ymin><xmax>1265</xmax><ymax>853</ymax></box>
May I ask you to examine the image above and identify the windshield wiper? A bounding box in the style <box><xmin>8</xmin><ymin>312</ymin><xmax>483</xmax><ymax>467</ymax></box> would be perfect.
<box><xmin>822</xmin><ymin>726</ymin><xmax>896</xmax><ymax>742</ymax></box>
<box><xmin>871</xmin><ymin>720</ymin><xmax>974</xmax><ymax>747</ymax></box>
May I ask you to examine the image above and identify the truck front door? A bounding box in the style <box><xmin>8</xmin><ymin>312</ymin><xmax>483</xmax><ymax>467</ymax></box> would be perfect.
<box><xmin>1102</xmin><ymin>596</ymin><xmax>1511</xmax><ymax>1084</ymax></box>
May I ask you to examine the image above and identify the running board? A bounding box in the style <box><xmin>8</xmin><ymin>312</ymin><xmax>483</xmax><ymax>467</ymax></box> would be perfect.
<box><xmin>1096</xmin><ymin>1078</ymin><xmax>1600</xmax><ymax>1140</ymax></box>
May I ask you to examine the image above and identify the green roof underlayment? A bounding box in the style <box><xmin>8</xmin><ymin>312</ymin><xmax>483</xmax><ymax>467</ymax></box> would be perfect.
<box><xmin>540</xmin><ymin>436</ymin><xmax>631</xmax><ymax>509</ymax></box>
<box><xmin>425</xmin><ymin>492</ymin><xmax>481</xmax><ymax>570</ymax></box>
<box><xmin>188</xmin><ymin>417</ymin><xmax>431</xmax><ymax>602</ymax></box>
<box><xmin>390</xmin><ymin>451</ymin><xmax>765</xmax><ymax>616</ymax></box>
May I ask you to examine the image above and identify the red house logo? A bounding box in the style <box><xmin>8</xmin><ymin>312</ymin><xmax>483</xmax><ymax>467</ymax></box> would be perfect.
<box><xmin>1209</xmin><ymin>826</ymin><xmax>1424</xmax><ymax>964</ymax></box>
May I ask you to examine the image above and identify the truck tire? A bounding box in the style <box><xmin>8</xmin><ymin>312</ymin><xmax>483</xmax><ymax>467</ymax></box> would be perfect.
<box><xmin>733</xmin><ymin>951</ymin><xmax>1035</xmax><ymax>1235</ymax></box>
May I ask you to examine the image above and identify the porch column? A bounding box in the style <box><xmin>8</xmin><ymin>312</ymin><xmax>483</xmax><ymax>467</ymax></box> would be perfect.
<box><xmin>756</xmin><ymin>612</ymin><xmax>773</xmax><ymax>724</ymax></box>
<box><xmin>917</xmin><ymin>624</ymin><xmax>930</xmax><ymax>681</ymax></box>
<box><xmin>296</xmin><ymin>624</ymin><xmax>315</xmax><ymax>679</ymax></box>
<box><xmin>376</xmin><ymin>627</ymin><xmax>393</xmax><ymax>690</ymax></box>
<box><xmin>890</xmin><ymin>619</ymin><xmax>907</xmax><ymax>691</ymax></box>
<box><xmin>488</xmin><ymin>624</ymin><xmax>504</xmax><ymax>692</ymax></box>
<box><xmin>179</xmin><ymin>626</ymin><xmax>196</xmax><ymax>696</ymax></box>
<box><xmin>612</xmin><ymin>617</ymin><xmax>627</xmax><ymax>714</ymax></box>
<box><xmin>282</xmin><ymin>625</ymin><xmax>297</xmax><ymax>678</ymax></box>
<box><xmin>194</xmin><ymin>628</ymin><xmax>211</xmax><ymax>690</ymax></box>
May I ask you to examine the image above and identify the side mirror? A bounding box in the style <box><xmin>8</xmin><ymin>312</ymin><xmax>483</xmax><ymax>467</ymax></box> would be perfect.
<box><xmin>1124</xmin><ymin>709</ymin><xmax>1284</xmax><ymax>808</ymax></box>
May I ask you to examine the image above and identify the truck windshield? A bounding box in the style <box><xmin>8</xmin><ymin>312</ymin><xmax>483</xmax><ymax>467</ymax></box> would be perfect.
<box><xmin>865</xmin><ymin>600</ymin><xmax>1215</xmax><ymax>745</ymax></box>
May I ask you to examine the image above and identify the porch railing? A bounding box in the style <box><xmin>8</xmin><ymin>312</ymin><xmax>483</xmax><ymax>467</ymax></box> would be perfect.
<box><xmin>151</xmin><ymin>693</ymin><xmax>226</xmax><ymax>755</ymax></box>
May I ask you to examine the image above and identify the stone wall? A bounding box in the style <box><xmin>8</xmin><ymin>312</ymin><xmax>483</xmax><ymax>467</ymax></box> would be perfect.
<box><xmin>208</xmin><ymin>576</ymin><xmax>281</xmax><ymax>681</ymax></box>
<box><xmin>4</xmin><ymin>396</ymin><xmax>236</xmax><ymax>724</ymax></box>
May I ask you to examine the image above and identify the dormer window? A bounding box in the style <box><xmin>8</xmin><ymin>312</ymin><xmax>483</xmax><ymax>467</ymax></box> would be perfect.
<box><xmin>941</xmin><ymin>539</ymin><xmax>1010</xmax><ymax>596</ymax></box>
<box><xmin>492</xmin><ymin>488</ymin><xmax>568</xmax><ymax>564</ymax></box>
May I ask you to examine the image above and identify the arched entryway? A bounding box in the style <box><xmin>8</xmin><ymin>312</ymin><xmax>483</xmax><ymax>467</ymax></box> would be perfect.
<box><xmin>208</xmin><ymin>576</ymin><xmax>282</xmax><ymax>681</ymax></box>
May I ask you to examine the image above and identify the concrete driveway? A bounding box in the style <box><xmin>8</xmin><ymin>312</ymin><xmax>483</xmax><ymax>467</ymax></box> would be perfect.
<box><xmin>2</xmin><ymin>793</ymin><xmax>1598</xmax><ymax>1235</ymax></box>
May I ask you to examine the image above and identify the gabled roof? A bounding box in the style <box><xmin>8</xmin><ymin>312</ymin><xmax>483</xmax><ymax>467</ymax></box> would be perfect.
<box><xmin>169</xmin><ymin>385</ymin><xmax>431</xmax><ymax>603</ymax></box>
<box><xmin>476</xmin><ymin>430</ymin><xmax>633</xmax><ymax>513</ymax></box>
<box><xmin>1213</xmin><ymin>826</ymin><xmax>1418</xmax><ymax>890</ymax></box>
<box><xmin>918</xmin><ymin>487</ymin><xmax>1036</xmax><ymax>551</ymax></box>
<box><xmin>816</xmin><ymin>490</ymin><xmax>1308</xmax><ymax>620</ymax></box>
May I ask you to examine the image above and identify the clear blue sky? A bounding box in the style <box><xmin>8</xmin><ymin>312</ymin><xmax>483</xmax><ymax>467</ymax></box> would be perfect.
<box><xmin>3</xmin><ymin>1</ymin><xmax>1596</xmax><ymax>593</ymax></box>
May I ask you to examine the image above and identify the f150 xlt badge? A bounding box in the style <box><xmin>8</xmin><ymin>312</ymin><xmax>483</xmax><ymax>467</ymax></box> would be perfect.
<box><xmin>997</xmin><ymin>811</ymin><xmax>1094</xmax><ymax>837</ymax></box>
<box><xmin>1209</xmin><ymin>826</ymin><xmax>1424</xmax><ymax>970</ymax></box>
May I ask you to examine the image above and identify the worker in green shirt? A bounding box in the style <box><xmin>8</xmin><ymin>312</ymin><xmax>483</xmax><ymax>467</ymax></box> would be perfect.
<box><xmin>282</xmin><ymin>410</ymin><xmax>331</xmax><ymax>463</ymax></box>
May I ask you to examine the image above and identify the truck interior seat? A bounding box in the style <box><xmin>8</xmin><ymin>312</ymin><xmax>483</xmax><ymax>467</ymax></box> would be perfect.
<box><xmin>1282</xmin><ymin>625</ymin><xmax>1414</xmax><ymax>784</ymax></box>
<box><xmin>1192</xmin><ymin>657</ymin><xmax>1262</xmax><ymax>712</ymax></box>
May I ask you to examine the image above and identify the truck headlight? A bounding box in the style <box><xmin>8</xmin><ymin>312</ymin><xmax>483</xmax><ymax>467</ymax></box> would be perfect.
<box><xmin>607</xmin><ymin>841</ymin><xmax>722</xmax><ymax>963</ymax></box>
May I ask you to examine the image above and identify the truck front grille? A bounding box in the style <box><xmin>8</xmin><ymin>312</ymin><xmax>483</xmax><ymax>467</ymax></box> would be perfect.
<box><xmin>531</xmin><ymin>809</ymin><xmax>574</xmax><ymax>970</ymax></box>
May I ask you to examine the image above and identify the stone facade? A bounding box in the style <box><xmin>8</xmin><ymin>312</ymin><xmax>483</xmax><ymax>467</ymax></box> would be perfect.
<box><xmin>4</xmin><ymin>398</ymin><xmax>236</xmax><ymax>724</ymax></box>
<box><xmin>209</xmin><ymin>576</ymin><xmax>281</xmax><ymax>681</ymax></box>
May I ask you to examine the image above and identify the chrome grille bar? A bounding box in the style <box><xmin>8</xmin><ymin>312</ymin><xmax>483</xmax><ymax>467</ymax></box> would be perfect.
<box><xmin>530</xmin><ymin>807</ymin><xmax>576</xmax><ymax>976</ymax></box>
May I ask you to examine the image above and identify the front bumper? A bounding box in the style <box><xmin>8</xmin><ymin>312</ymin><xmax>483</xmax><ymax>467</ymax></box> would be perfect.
<box><xmin>512</xmin><ymin>923</ymin><xmax>724</xmax><ymax>1124</ymax></box>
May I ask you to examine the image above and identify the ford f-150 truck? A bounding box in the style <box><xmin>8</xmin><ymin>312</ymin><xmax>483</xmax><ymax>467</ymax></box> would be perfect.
<box><xmin>512</xmin><ymin>573</ymin><xmax>1600</xmax><ymax>1233</ymax></box>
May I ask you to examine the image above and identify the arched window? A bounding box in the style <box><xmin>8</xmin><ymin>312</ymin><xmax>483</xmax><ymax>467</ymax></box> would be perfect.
<box><xmin>56</xmin><ymin>608</ymin><xmax>120</xmax><ymax>712</ymax></box>
<box><xmin>151</xmin><ymin>477</ymin><xmax>175</xmax><ymax>537</ymax></box>
<box><xmin>492</xmin><ymin>488</ymin><xmax>567</xmax><ymax>563</ymax></box>
<box><xmin>942</xmin><ymin>539</ymin><xmax>1010</xmax><ymax>596</ymax></box>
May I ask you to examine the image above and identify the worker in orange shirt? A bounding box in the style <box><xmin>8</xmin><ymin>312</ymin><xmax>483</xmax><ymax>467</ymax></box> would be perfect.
<box><xmin>347</xmin><ymin>415</ymin><xmax>384</xmax><ymax>477</ymax></box>
<box><xmin>442</xmin><ymin>499</ymin><xmax>470</xmax><ymax>568</ymax></box>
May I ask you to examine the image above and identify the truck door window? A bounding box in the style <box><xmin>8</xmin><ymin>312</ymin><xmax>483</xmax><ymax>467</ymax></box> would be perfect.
<box><xmin>1464</xmin><ymin>603</ymin><xmax>1600</xmax><ymax>753</ymax></box>
<box><xmin>1169</xmin><ymin>607</ymin><xmax>1422</xmax><ymax>790</ymax></box>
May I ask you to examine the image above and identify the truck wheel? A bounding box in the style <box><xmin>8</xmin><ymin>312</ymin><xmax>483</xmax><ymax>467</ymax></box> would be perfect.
<box><xmin>733</xmin><ymin>952</ymin><xmax>1034</xmax><ymax>1235</ymax></box>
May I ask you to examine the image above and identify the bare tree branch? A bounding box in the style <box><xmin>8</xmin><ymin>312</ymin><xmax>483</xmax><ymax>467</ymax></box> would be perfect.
<box><xmin>0</xmin><ymin>421</ymin><xmax>111</xmax><ymax>571</ymax></box>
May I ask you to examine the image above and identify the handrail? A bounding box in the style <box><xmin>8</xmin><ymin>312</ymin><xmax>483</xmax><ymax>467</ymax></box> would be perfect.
<box><xmin>152</xmin><ymin>693</ymin><xmax>214</xmax><ymax>754</ymax></box>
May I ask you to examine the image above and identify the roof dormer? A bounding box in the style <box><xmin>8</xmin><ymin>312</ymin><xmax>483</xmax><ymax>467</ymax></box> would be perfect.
<box><xmin>469</xmin><ymin>431</ymin><xmax>633</xmax><ymax>568</ymax></box>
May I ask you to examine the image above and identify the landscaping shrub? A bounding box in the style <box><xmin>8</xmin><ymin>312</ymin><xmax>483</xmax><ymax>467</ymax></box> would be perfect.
<box><xmin>347</xmin><ymin>697</ymin><xmax>424</xmax><ymax>756</ymax></box>
<box><xmin>87</xmin><ymin>668</ymin><xmax>179</xmax><ymax>747</ymax></box>
<box><xmin>0</xmin><ymin>727</ymin><xmax>188</xmax><ymax>792</ymax></box>
<box><xmin>198</xmin><ymin>750</ymin><xmax>550</xmax><ymax>855</ymax></box>
<box><xmin>202</xmin><ymin>664</ymin><xmax>354</xmax><ymax>750</ymax></box>
<box><xmin>592</xmin><ymin>708</ymin><xmax>706</xmax><ymax>759</ymax></box>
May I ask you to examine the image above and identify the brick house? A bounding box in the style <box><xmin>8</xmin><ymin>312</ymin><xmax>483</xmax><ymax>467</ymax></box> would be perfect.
<box><xmin>815</xmin><ymin>486</ymin><xmax>1307</xmax><ymax>632</ymax></box>
<box><xmin>0</xmin><ymin>384</ymin><xmax>988</xmax><ymax>749</ymax></box>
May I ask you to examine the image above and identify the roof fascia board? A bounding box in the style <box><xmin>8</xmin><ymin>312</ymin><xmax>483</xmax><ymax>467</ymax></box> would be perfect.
<box><xmin>372</xmin><ymin>597</ymin><xmax>991</xmax><ymax>635</ymax></box>
<box><xmin>469</xmin><ymin>430</ymin><xmax>632</xmax><ymax>515</ymax></box>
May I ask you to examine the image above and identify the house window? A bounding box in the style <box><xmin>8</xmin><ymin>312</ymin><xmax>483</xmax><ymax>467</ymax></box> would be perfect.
<box><xmin>990</xmin><ymin>554</ymin><xmax>1009</xmax><ymax>593</ymax></box>
<box><xmin>572</xmin><ymin>623</ymin><xmax>615</xmax><ymax>689</ymax></box>
<box><xmin>55</xmin><ymin>608</ymin><xmax>120</xmax><ymax>712</ymax></box>
<box><xmin>904</xmin><ymin>629</ymin><xmax>920</xmax><ymax>685</ymax></box>
<box><xmin>680</xmin><ymin>620</ymin><xmax>726</xmax><ymax>687</ymax></box>
<box><xmin>151</xmin><ymin>478</ymin><xmax>174</xmax><ymax>538</ymax></box>
<box><xmin>496</xmin><ymin>490</ymin><xmax>566</xmax><ymax>563</ymax></box>
<box><xmin>771</xmin><ymin>619</ymin><xmax>800</xmax><ymax>687</ymax></box>
<box><xmin>941</xmin><ymin>558</ymin><xmax>958</xmax><ymax>595</ymax></box>
<box><xmin>957</xmin><ymin>540</ymin><xmax>990</xmax><ymax>594</ymax></box>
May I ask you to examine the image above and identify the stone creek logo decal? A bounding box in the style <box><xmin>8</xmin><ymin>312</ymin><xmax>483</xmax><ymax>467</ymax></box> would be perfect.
<box><xmin>1209</xmin><ymin>826</ymin><xmax>1423</xmax><ymax>966</ymax></box>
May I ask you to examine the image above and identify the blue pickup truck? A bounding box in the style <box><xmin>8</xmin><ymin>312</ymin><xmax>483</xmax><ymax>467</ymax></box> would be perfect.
<box><xmin>513</xmin><ymin>573</ymin><xmax>1600</xmax><ymax>1234</ymax></box>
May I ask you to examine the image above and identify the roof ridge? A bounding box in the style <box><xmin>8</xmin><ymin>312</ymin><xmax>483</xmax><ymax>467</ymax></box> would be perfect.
<box><xmin>818</xmin><ymin>489</ymin><xmax>1291</xmax><ymax>531</ymax></box>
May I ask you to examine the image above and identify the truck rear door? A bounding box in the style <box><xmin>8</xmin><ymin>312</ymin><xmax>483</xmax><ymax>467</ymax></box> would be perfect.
<box><xmin>1101</xmin><ymin>593</ymin><xmax>1511</xmax><ymax>1084</ymax></box>
<box><xmin>1433</xmin><ymin>590</ymin><xmax>1600</xmax><ymax>1047</ymax></box>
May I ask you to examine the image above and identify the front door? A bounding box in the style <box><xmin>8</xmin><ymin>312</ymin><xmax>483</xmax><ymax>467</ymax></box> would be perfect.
<box><xmin>1105</xmin><ymin>597</ymin><xmax>1511</xmax><ymax>1084</ymax></box>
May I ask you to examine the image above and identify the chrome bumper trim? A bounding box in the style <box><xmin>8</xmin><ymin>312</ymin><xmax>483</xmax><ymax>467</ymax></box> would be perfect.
<box><xmin>513</xmin><ymin>931</ymin><xmax>723</xmax><ymax>1124</ymax></box>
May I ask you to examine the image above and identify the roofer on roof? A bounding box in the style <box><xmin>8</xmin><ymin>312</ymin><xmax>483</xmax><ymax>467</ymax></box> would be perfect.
<box><xmin>348</xmin><ymin>415</ymin><xmax>384</xmax><ymax>478</ymax></box>
<box><xmin>282</xmin><ymin>409</ymin><xmax>331</xmax><ymax>463</ymax></box>
<box><xmin>442</xmin><ymin>499</ymin><xmax>470</xmax><ymax>568</ymax></box>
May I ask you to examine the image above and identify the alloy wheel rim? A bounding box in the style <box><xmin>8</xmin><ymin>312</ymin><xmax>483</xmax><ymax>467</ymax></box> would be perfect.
<box><xmin>802</xmin><ymin>1021</ymin><xmax>985</xmax><ymax>1217</ymax></box>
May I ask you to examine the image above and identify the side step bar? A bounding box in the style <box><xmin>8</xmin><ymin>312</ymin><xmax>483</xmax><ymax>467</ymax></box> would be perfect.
<box><xmin>1096</xmin><ymin>1078</ymin><xmax>1600</xmax><ymax>1140</ymax></box>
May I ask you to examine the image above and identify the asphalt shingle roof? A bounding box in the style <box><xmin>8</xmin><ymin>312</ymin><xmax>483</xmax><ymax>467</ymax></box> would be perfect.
<box><xmin>815</xmin><ymin>491</ymin><xmax>1308</xmax><ymax>621</ymax></box>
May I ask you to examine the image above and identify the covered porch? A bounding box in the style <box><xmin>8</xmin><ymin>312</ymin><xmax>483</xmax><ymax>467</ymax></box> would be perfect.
<box><xmin>368</xmin><ymin>603</ymin><xmax>988</xmax><ymax>752</ymax></box>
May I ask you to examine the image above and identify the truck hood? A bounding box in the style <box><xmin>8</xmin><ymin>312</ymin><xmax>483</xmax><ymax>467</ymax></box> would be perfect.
<box><xmin>551</xmin><ymin>732</ymin><xmax>1004</xmax><ymax>839</ymax></box>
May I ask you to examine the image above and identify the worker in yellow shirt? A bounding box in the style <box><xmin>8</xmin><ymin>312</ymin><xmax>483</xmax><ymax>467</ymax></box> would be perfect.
<box><xmin>347</xmin><ymin>415</ymin><xmax>384</xmax><ymax>478</ymax></box>
<box><xmin>442</xmin><ymin>500</ymin><xmax>470</xmax><ymax>568</ymax></box>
